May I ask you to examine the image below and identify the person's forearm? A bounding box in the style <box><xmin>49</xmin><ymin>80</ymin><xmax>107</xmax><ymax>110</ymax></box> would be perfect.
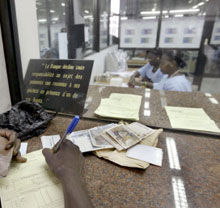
<box><xmin>144</xmin><ymin>82</ymin><xmax>153</xmax><ymax>89</ymax></box>
<box><xmin>62</xmin><ymin>176</ymin><xmax>93</xmax><ymax>208</ymax></box>
<box><xmin>133</xmin><ymin>71</ymin><xmax>140</xmax><ymax>78</ymax></box>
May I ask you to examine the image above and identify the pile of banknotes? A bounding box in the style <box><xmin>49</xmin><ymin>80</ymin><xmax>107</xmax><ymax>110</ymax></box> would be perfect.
<box><xmin>69</xmin><ymin>122</ymin><xmax>155</xmax><ymax>153</ymax></box>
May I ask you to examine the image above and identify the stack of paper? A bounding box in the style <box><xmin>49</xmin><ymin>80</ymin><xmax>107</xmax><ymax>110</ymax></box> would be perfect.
<box><xmin>95</xmin><ymin>93</ymin><xmax>142</xmax><ymax>121</ymax></box>
<box><xmin>105</xmin><ymin>122</ymin><xmax>155</xmax><ymax>151</ymax></box>
<box><xmin>0</xmin><ymin>150</ymin><xmax>64</xmax><ymax>207</ymax></box>
<box><xmin>69</xmin><ymin>122</ymin><xmax>155</xmax><ymax>153</ymax></box>
<box><xmin>69</xmin><ymin>124</ymin><xmax>116</xmax><ymax>153</ymax></box>
<box><xmin>165</xmin><ymin>106</ymin><xmax>220</xmax><ymax>133</ymax></box>
<box><xmin>40</xmin><ymin>123</ymin><xmax>156</xmax><ymax>155</ymax></box>
<box><xmin>40</xmin><ymin>121</ymin><xmax>155</xmax><ymax>153</ymax></box>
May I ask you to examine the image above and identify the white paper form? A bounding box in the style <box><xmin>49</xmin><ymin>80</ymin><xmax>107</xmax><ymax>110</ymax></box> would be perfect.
<box><xmin>0</xmin><ymin>150</ymin><xmax>64</xmax><ymax>208</ymax></box>
<box><xmin>20</xmin><ymin>143</ymin><xmax>28</xmax><ymax>156</ymax></box>
<box><xmin>41</xmin><ymin>135</ymin><xmax>61</xmax><ymax>149</ymax></box>
<box><xmin>126</xmin><ymin>144</ymin><xmax>163</xmax><ymax>167</ymax></box>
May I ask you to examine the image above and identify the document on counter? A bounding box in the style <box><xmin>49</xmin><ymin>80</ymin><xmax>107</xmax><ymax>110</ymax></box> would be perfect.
<box><xmin>0</xmin><ymin>150</ymin><xmax>64</xmax><ymax>208</ymax></box>
<box><xmin>126</xmin><ymin>144</ymin><xmax>163</xmax><ymax>167</ymax></box>
<box><xmin>165</xmin><ymin>106</ymin><xmax>220</xmax><ymax>133</ymax></box>
<box><xmin>20</xmin><ymin>143</ymin><xmax>28</xmax><ymax>156</ymax></box>
<box><xmin>41</xmin><ymin>135</ymin><xmax>61</xmax><ymax>148</ymax></box>
<box><xmin>69</xmin><ymin>130</ymin><xmax>113</xmax><ymax>153</ymax></box>
<box><xmin>95</xmin><ymin>93</ymin><xmax>142</xmax><ymax>121</ymax></box>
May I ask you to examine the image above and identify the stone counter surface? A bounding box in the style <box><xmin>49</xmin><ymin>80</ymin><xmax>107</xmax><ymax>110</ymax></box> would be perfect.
<box><xmin>83</xmin><ymin>85</ymin><xmax>220</xmax><ymax>136</ymax></box>
<box><xmin>27</xmin><ymin>116</ymin><xmax>220</xmax><ymax>208</ymax></box>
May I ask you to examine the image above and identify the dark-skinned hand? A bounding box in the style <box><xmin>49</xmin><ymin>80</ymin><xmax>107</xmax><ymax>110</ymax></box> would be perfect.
<box><xmin>0</xmin><ymin>129</ymin><xmax>27</xmax><ymax>163</ymax></box>
<box><xmin>42</xmin><ymin>140</ymin><xmax>84</xmax><ymax>181</ymax></box>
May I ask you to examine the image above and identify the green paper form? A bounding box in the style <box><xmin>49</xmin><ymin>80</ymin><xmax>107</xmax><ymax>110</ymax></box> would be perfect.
<box><xmin>95</xmin><ymin>93</ymin><xmax>142</xmax><ymax>121</ymax></box>
<box><xmin>165</xmin><ymin>106</ymin><xmax>220</xmax><ymax>133</ymax></box>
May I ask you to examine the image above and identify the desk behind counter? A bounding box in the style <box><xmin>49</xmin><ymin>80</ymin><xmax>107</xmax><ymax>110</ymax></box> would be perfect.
<box><xmin>26</xmin><ymin>116</ymin><xmax>220</xmax><ymax>208</ymax></box>
<box><xmin>83</xmin><ymin>85</ymin><xmax>220</xmax><ymax>136</ymax></box>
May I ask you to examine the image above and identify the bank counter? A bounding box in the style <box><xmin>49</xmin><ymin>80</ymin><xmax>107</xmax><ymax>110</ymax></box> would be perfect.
<box><xmin>84</xmin><ymin>85</ymin><xmax>220</xmax><ymax>136</ymax></box>
<box><xmin>27</xmin><ymin>117</ymin><xmax>220</xmax><ymax>208</ymax></box>
<box><xmin>25</xmin><ymin>85</ymin><xmax>220</xmax><ymax>208</ymax></box>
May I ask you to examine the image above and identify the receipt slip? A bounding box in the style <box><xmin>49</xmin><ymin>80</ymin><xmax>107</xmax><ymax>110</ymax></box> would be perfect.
<box><xmin>126</xmin><ymin>144</ymin><xmax>163</xmax><ymax>167</ymax></box>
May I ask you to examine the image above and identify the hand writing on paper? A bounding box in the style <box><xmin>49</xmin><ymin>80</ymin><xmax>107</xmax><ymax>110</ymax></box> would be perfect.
<box><xmin>43</xmin><ymin>140</ymin><xmax>83</xmax><ymax>180</ymax></box>
<box><xmin>43</xmin><ymin>140</ymin><xmax>92</xmax><ymax>208</ymax></box>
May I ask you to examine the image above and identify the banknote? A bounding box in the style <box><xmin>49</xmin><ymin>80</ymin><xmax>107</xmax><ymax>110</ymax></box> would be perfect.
<box><xmin>106</xmin><ymin>125</ymin><xmax>141</xmax><ymax>149</ymax></box>
<box><xmin>89</xmin><ymin>124</ymin><xmax>116</xmax><ymax>147</ymax></box>
<box><xmin>127</xmin><ymin>122</ymin><xmax>155</xmax><ymax>139</ymax></box>
<box><xmin>69</xmin><ymin>130</ymin><xmax>113</xmax><ymax>153</ymax></box>
<box><xmin>102</xmin><ymin>131</ymin><xmax>124</xmax><ymax>151</ymax></box>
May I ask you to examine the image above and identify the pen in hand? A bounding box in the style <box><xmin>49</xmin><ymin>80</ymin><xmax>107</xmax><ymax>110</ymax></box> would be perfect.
<box><xmin>52</xmin><ymin>115</ymin><xmax>80</xmax><ymax>153</ymax></box>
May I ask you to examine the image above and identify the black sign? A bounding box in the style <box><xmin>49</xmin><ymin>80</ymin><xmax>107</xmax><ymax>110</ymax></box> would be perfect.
<box><xmin>24</xmin><ymin>59</ymin><xmax>93</xmax><ymax>115</ymax></box>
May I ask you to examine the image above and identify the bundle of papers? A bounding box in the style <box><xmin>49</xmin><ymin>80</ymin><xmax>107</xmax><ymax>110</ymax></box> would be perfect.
<box><xmin>68</xmin><ymin>122</ymin><xmax>155</xmax><ymax>153</ymax></box>
<box><xmin>95</xmin><ymin>93</ymin><xmax>142</xmax><ymax>121</ymax></box>
<box><xmin>165</xmin><ymin>106</ymin><xmax>220</xmax><ymax>133</ymax></box>
<box><xmin>40</xmin><ymin>124</ymin><xmax>162</xmax><ymax>168</ymax></box>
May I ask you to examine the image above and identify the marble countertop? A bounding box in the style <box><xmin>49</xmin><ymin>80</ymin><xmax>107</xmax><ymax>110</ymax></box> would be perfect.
<box><xmin>26</xmin><ymin>116</ymin><xmax>220</xmax><ymax>208</ymax></box>
<box><xmin>83</xmin><ymin>85</ymin><xmax>220</xmax><ymax>136</ymax></box>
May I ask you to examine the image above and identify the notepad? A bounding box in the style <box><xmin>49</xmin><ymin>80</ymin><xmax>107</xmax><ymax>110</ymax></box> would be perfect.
<box><xmin>0</xmin><ymin>150</ymin><xmax>64</xmax><ymax>208</ymax></box>
<box><xmin>165</xmin><ymin>106</ymin><xmax>220</xmax><ymax>133</ymax></box>
<box><xmin>95</xmin><ymin>93</ymin><xmax>142</xmax><ymax>121</ymax></box>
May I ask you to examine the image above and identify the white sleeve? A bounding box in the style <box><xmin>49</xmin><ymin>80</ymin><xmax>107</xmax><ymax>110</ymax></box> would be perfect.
<box><xmin>138</xmin><ymin>64</ymin><xmax>149</xmax><ymax>79</ymax></box>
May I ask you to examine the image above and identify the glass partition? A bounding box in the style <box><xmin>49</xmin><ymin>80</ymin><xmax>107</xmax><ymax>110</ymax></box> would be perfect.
<box><xmin>100</xmin><ymin>0</ymin><xmax>110</xmax><ymax>49</ymax></box>
<box><xmin>82</xmin><ymin>0</ymin><xmax>94</xmax><ymax>55</ymax></box>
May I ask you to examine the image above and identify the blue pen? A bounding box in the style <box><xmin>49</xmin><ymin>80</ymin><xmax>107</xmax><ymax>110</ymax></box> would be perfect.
<box><xmin>53</xmin><ymin>115</ymin><xmax>80</xmax><ymax>153</ymax></box>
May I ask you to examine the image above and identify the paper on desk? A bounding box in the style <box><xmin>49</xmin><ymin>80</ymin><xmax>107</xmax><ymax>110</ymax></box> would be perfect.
<box><xmin>41</xmin><ymin>135</ymin><xmax>60</xmax><ymax>148</ymax></box>
<box><xmin>0</xmin><ymin>150</ymin><xmax>64</xmax><ymax>208</ymax></box>
<box><xmin>165</xmin><ymin>106</ymin><xmax>220</xmax><ymax>133</ymax></box>
<box><xmin>94</xmin><ymin>129</ymin><xmax>163</xmax><ymax>169</ymax></box>
<box><xmin>20</xmin><ymin>143</ymin><xmax>28</xmax><ymax>156</ymax></box>
<box><xmin>69</xmin><ymin>130</ymin><xmax>113</xmax><ymax>153</ymax></box>
<box><xmin>95</xmin><ymin>93</ymin><xmax>142</xmax><ymax>121</ymax></box>
<box><xmin>126</xmin><ymin>145</ymin><xmax>163</xmax><ymax>167</ymax></box>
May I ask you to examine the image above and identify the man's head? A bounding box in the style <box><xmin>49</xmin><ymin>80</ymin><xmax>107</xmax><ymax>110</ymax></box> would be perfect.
<box><xmin>147</xmin><ymin>48</ymin><xmax>162</xmax><ymax>66</ymax></box>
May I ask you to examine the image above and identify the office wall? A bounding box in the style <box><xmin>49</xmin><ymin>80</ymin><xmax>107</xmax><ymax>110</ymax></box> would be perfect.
<box><xmin>84</xmin><ymin>45</ymin><xmax>118</xmax><ymax>83</ymax></box>
<box><xmin>0</xmin><ymin>25</ymin><xmax>11</xmax><ymax>113</ymax></box>
<box><xmin>15</xmin><ymin>0</ymin><xmax>40</xmax><ymax>77</ymax></box>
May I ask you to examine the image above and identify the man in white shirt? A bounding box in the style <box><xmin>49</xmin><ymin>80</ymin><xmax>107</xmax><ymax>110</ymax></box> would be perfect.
<box><xmin>128</xmin><ymin>49</ymin><xmax>163</xmax><ymax>87</ymax></box>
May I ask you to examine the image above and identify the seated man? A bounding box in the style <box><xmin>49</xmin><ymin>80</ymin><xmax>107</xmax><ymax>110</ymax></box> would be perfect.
<box><xmin>128</xmin><ymin>48</ymin><xmax>163</xmax><ymax>87</ymax></box>
<box><xmin>135</xmin><ymin>51</ymin><xmax>192</xmax><ymax>92</ymax></box>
